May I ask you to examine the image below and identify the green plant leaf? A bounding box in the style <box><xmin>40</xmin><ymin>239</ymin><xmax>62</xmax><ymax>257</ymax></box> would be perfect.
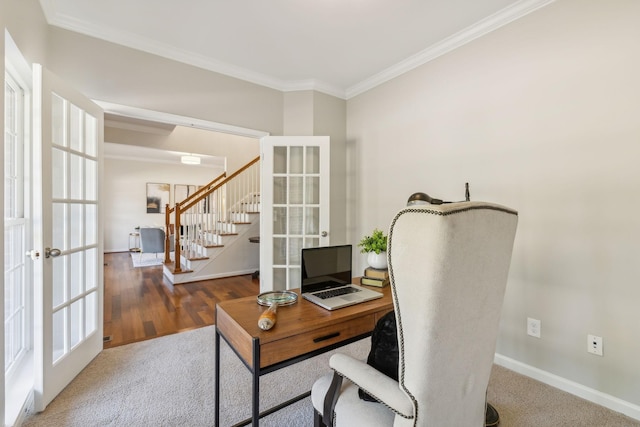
<box><xmin>357</xmin><ymin>228</ymin><xmax>388</xmax><ymax>254</ymax></box>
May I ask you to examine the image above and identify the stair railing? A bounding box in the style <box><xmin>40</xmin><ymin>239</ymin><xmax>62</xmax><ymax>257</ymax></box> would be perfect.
<box><xmin>164</xmin><ymin>172</ymin><xmax>227</xmax><ymax>264</ymax></box>
<box><xmin>165</xmin><ymin>155</ymin><xmax>260</xmax><ymax>273</ymax></box>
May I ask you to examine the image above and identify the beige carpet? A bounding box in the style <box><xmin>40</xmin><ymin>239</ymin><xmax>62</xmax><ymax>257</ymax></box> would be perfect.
<box><xmin>22</xmin><ymin>325</ymin><xmax>640</xmax><ymax>426</ymax></box>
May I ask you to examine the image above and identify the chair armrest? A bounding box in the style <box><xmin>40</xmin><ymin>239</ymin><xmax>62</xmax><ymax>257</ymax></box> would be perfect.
<box><xmin>329</xmin><ymin>353</ymin><xmax>414</xmax><ymax>418</ymax></box>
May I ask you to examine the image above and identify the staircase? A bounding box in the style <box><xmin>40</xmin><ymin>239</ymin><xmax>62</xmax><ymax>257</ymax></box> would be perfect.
<box><xmin>162</xmin><ymin>156</ymin><xmax>260</xmax><ymax>285</ymax></box>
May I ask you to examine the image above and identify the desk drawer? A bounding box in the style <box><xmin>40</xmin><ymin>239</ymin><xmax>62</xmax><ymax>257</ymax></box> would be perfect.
<box><xmin>260</xmin><ymin>314</ymin><xmax>376</xmax><ymax>368</ymax></box>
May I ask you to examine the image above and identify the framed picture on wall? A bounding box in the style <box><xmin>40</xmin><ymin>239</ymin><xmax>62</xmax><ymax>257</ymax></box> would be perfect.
<box><xmin>146</xmin><ymin>182</ymin><xmax>170</xmax><ymax>213</ymax></box>
<box><xmin>175</xmin><ymin>184</ymin><xmax>197</xmax><ymax>204</ymax></box>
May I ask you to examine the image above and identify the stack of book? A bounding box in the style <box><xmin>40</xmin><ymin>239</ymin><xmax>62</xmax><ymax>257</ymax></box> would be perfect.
<box><xmin>360</xmin><ymin>267</ymin><xmax>389</xmax><ymax>287</ymax></box>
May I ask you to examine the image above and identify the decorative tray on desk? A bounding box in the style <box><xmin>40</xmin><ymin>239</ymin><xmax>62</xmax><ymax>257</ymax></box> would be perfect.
<box><xmin>256</xmin><ymin>291</ymin><xmax>298</xmax><ymax>307</ymax></box>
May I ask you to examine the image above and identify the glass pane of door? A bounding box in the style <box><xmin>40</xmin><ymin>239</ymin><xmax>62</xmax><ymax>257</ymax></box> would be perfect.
<box><xmin>49</xmin><ymin>93</ymin><xmax>100</xmax><ymax>363</ymax></box>
<box><xmin>4</xmin><ymin>72</ymin><xmax>27</xmax><ymax>373</ymax></box>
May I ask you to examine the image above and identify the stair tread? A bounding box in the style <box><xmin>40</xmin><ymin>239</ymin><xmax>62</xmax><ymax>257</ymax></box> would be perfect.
<box><xmin>163</xmin><ymin>262</ymin><xmax>193</xmax><ymax>275</ymax></box>
<box><xmin>186</xmin><ymin>256</ymin><xmax>210</xmax><ymax>261</ymax></box>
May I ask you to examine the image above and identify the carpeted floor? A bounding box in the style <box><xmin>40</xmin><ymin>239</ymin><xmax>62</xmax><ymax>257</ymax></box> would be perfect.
<box><xmin>22</xmin><ymin>326</ymin><xmax>640</xmax><ymax>427</ymax></box>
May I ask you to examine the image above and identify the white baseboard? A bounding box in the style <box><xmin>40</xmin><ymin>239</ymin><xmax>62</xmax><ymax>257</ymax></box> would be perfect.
<box><xmin>104</xmin><ymin>248</ymin><xmax>129</xmax><ymax>253</ymax></box>
<box><xmin>166</xmin><ymin>268</ymin><xmax>257</xmax><ymax>283</ymax></box>
<box><xmin>494</xmin><ymin>353</ymin><xmax>640</xmax><ymax>421</ymax></box>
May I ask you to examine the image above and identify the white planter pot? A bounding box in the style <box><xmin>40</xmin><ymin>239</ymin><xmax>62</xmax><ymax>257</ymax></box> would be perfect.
<box><xmin>367</xmin><ymin>251</ymin><xmax>388</xmax><ymax>269</ymax></box>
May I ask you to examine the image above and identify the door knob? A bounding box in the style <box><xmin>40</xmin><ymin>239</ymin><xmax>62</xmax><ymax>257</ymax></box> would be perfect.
<box><xmin>45</xmin><ymin>247</ymin><xmax>62</xmax><ymax>258</ymax></box>
<box><xmin>321</xmin><ymin>231</ymin><xmax>328</xmax><ymax>237</ymax></box>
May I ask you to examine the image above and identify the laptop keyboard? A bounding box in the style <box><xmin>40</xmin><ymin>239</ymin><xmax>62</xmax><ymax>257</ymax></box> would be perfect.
<box><xmin>315</xmin><ymin>286</ymin><xmax>361</xmax><ymax>300</ymax></box>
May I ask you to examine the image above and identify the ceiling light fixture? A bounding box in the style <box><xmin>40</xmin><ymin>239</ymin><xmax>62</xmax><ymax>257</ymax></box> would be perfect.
<box><xmin>181</xmin><ymin>155</ymin><xmax>201</xmax><ymax>165</ymax></box>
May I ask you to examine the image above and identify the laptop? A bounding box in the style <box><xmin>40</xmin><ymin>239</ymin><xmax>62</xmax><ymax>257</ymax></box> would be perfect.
<box><xmin>301</xmin><ymin>244</ymin><xmax>383</xmax><ymax>310</ymax></box>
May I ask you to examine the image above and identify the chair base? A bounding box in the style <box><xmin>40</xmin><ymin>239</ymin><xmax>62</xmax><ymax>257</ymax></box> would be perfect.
<box><xmin>314</xmin><ymin>409</ymin><xmax>326</xmax><ymax>427</ymax></box>
<box><xmin>486</xmin><ymin>403</ymin><xmax>500</xmax><ymax>426</ymax></box>
<box><xmin>316</xmin><ymin>402</ymin><xmax>499</xmax><ymax>427</ymax></box>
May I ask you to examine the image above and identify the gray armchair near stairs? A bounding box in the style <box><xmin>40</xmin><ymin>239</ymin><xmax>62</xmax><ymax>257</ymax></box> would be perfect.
<box><xmin>139</xmin><ymin>227</ymin><xmax>173</xmax><ymax>260</ymax></box>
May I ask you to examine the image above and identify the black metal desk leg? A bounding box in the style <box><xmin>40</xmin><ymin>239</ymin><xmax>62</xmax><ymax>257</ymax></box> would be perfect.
<box><xmin>215</xmin><ymin>329</ymin><xmax>221</xmax><ymax>427</ymax></box>
<box><xmin>252</xmin><ymin>337</ymin><xmax>260</xmax><ymax>426</ymax></box>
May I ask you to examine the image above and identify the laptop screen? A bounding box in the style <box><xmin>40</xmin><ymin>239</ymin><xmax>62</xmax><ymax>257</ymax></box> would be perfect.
<box><xmin>301</xmin><ymin>245</ymin><xmax>352</xmax><ymax>293</ymax></box>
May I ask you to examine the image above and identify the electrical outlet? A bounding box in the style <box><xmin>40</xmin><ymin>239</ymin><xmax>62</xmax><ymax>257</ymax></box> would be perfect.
<box><xmin>587</xmin><ymin>334</ymin><xmax>603</xmax><ymax>356</ymax></box>
<box><xmin>527</xmin><ymin>317</ymin><xmax>541</xmax><ymax>338</ymax></box>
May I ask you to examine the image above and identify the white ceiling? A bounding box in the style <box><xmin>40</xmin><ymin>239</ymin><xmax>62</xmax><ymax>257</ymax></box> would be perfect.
<box><xmin>39</xmin><ymin>0</ymin><xmax>553</xmax><ymax>99</ymax></box>
<box><xmin>104</xmin><ymin>141</ymin><xmax>226</xmax><ymax>169</ymax></box>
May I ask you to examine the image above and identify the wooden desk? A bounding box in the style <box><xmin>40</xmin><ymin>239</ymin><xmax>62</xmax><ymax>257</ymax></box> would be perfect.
<box><xmin>215</xmin><ymin>282</ymin><xmax>393</xmax><ymax>427</ymax></box>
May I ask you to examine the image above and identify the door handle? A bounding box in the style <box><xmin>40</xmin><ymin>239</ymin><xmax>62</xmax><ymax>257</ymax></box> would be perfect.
<box><xmin>45</xmin><ymin>247</ymin><xmax>62</xmax><ymax>258</ymax></box>
<box><xmin>321</xmin><ymin>231</ymin><xmax>328</xmax><ymax>237</ymax></box>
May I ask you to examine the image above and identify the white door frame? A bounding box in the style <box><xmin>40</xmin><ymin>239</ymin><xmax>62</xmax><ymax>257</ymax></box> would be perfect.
<box><xmin>3</xmin><ymin>31</ymin><xmax>35</xmax><ymax>426</ymax></box>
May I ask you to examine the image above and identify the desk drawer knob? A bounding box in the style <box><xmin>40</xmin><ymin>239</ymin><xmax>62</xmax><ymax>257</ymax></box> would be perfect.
<box><xmin>313</xmin><ymin>332</ymin><xmax>340</xmax><ymax>343</ymax></box>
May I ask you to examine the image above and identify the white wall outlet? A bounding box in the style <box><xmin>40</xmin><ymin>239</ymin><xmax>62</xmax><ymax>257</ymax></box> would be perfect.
<box><xmin>587</xmin><ymin>334</ymin><xmax>603</xmax><ymax>356</ymax></box>
<box><xmin>527</xmin><ymin>317</ymin><xmax>541</xmax><ymax>338</ymax></box>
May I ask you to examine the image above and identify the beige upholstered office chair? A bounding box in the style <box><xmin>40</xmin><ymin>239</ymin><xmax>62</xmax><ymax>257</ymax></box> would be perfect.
<box><xmin>312</xmin><ymin>201</ymin><xmax>518</xmax><ymax>427</ymax></box>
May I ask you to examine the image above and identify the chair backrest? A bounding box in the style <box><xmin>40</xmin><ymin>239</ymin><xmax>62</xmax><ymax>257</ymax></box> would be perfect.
<box><xmin>388</xmin><ymin>201</ymin><xmax>517</xmax><ymax>426</ymax></box>
<box><xmin>139</xmin><ymin>227</ymin><xmax>165</xmax><ymax>254</ymax></box>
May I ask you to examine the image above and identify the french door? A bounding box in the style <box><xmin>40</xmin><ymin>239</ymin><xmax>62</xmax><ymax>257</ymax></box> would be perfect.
<box><xmin>259</xmin><ymin>136</ymin><xmax>330</xmax><ymax>292</ymax></box>
<box><xmin>4</xmin><ymin>68</ymin><xmax>31</xmax><ymax>423</ymax></box>
<box><xmin>31</xmin><ymin>64</ymin><xmax>104</xmax><ymax>411</ymax></box>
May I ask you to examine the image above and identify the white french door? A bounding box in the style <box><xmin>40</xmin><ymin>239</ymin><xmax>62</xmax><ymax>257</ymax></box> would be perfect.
<box><xmin>31</xmin><ymin>64</ymin><xmax>103</xmax><ymax>411</ymax></box>
<box><xmin>4</xmin><ymin>68</ymin><xmax>31</xmax><ymax>424</ymax></box>
<box><xmin>259</xmin><ymin>136</ymin><xmax>330</xmax><ymax>292</ymax></box>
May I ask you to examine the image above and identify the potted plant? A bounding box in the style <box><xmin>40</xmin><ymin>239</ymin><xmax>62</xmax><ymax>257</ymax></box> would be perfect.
<box><xmin>358</xmin><ymin>228</ymin><xmax>388</xmax><ymax>269</ymax></box>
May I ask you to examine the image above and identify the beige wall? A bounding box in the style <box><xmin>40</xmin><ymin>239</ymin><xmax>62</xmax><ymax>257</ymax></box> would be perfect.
<box><xmin>283</xmin><ymin>91</ymin><xmax>315</xmax><ymax>135</ymax></box>
<box><xmin>346</xmin><ymin>0</ymin><xmax>640</xmax><ymax>408</ymax></box>
<box><xmin>47</xmin><ymin>27</ymin><xmax>284</xmax><ymax>136</ymax></box>
<box><xmin>4</xmin><ymin>0</ymin><xmax>49</xmax><ymax>66</ymax></box>
<box><xmin>312</xmin><ymin>92</ymin><xmax>348</xmax><ymax>245</ymax></box>
<box><xmin>283</xmin><ymin>91</ymin><xmax>348</xmax><ymax>245</ymax></box>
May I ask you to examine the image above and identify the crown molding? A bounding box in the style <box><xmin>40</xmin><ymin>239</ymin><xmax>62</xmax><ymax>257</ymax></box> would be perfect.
<box><xmin>41</xmin><ymin>0</ymin><xmax>554</xmax><ymax>101</ymax></box>
<box><xmin>282</xmin><ymin>79</ymin><xmax>346</xmax><ymax>100</ymax></box>
<box><xmin>345</xmin><ymin>0</ymin><xmax>556</xmax><ymax>99</ymax></box>
<box><xmin>40</xmin><ymin>1</ymin><xmax>346</xmax><ymax>98</ymax></box>
<box><xmin>42</xmin><ymin>7</ymin><xmax>284</xmax><ymax>89</ymax></box>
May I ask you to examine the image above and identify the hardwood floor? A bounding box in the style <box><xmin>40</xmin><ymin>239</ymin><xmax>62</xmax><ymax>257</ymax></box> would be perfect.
<box><xmin>103</xmin><ymin>252</ymin><xmax>260</xmax><ymax>348</ymax></box>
